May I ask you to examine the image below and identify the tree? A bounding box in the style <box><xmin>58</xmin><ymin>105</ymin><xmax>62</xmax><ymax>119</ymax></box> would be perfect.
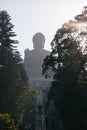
<box><xmin>0</xmin><ymin>113</ymin><xmax>17</xmax><ymax>130</ymax></box>
<box><xmin>0</xmin><ymin>10</ymin><xmax>30</xmax><ymax>123</ymax></box>
<box><xmin>0</xmin><ymin>10</ymin><xmax>19</xmax><ymax>87</ymax></box>
<box><xmin>42</xmin><ymin>6</ymin><xmax>87</xmax><ymax>130</ymax></box>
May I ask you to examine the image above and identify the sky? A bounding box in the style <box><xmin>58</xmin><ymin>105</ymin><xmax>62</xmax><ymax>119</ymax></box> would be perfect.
<box><xmin>0</xmin><ymin>0</ymin><xmax>87</xmax><ymax>59</ymax></box>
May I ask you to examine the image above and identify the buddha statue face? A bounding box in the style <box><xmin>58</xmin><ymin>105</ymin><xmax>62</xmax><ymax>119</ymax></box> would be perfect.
<box><xmin>32</xmin><ymin>32</ymin><xmax>45</xmax><ymax>49</ymax></box>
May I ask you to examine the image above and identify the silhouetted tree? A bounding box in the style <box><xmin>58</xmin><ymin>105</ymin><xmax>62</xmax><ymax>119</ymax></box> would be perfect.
<box><xmin>42</xmin><ymin>6</ymin><xmax>87</xmax><ymax>130</ymax></box>
<box><xmin>0</xmin><ymin>10</ymin><xmax>29</xmax><ymax>123</ymax></box>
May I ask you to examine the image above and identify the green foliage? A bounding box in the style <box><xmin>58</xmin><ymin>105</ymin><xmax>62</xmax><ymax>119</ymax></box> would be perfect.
<box><xmin>0</xmin><ymin>10</ymin><xmax>18</xmax><ymax>49</ymax></box>
<box><xmin>0</xmin><ymin>113</ymin><xmax>17</xmax><ymax>130</ymax></box>
<box><xmin>0</xmin><ymin>10</ymin><xmax>30</xmax><ymax>124</ymax></box>
<box><xmin>42</xmin><ymin>6</ymin><xmax>87</xmax><ymax>130</ymax></box>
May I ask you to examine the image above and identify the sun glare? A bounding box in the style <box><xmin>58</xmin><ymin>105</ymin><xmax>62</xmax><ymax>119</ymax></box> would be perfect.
<box><xmin>77</xmin><ymin>23</ymin><xmax>87</xmax><ymax>34</ymax></box>
<box><xmin>78</xmin><ymin>23</ymin><xmax>86</xmax><ymax>28</ymax></box>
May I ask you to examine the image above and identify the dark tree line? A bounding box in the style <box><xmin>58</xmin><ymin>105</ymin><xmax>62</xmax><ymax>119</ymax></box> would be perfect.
<box><xmin>42</xmin><ymin>6</ymin><xmax>87</xmax><ymax>130</ymax></box>
<box><xmin>0</xmin><ymin>10</ymin><xmax>30</xmax><ymax>126</ymax></box>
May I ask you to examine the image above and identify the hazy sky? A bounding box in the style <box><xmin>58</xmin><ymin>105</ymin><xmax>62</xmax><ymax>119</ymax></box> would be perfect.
<box><xmin>0</xmin><ymin>0</ymin><xmax>87</xmax><ymax>58</ymax></box>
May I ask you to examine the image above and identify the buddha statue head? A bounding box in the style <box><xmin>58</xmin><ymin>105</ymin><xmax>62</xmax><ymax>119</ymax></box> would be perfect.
<box><xmin>32</xmin><ymin>32</ymin><xmax>45</xmax><ymax>49</ymax></box>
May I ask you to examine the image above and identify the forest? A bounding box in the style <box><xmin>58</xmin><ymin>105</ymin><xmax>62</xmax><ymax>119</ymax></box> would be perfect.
<box><xmin>0</xmin><ymin>5</ymin><xmax>87</xmax><ymax>130</ymax></box>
